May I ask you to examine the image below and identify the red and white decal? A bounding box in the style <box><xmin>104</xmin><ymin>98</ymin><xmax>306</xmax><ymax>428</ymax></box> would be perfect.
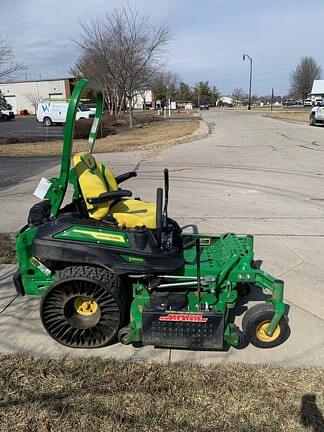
<box><xmin>159</xmin><ymin>314</ymin><xmax>208</xmax><ymax>323</ymax></box>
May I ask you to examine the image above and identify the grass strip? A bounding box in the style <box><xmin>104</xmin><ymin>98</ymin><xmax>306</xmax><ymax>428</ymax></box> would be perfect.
<box><xmin>0</xmin><ymin>120</ymin><xmax>199</xmax><ymax>157</ymax></box>
<box><xmin>0</xmin><ymin>232</ymin><xmax>15</xmax><ymax>264</ymax></box>
<box><xmin>0</xmin><ymin>355</ymin><xmax>323</xmax><ymax>432</ymax></box>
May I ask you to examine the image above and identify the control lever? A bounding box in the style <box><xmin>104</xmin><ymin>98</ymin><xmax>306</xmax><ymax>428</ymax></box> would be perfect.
<box><xmin>163</xmin><ymin>168</ymin><xmax>169</xmax><ymax>227</ymax></box>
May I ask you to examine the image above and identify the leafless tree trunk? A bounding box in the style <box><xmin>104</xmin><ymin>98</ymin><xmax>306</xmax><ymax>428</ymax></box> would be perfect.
<box><xmin>73</xmin><ymin>2</ymin><xmax>170</xmax><ymax>127</ymax></box>
<box><xmin>24</xmin><ymin>92</ymin><xmax>43</xmax><ymax>114</ymax></box>
<box><xmin>232</xmin><ymin>87</ymin><xmax>245</xmax><ymax>103</ymax></box>
<box><xmin>289</xmin><ymin>57</ymin><xmax>322</xmax><ymax>100</ymax></box>
<box><xmin>0</xmin><ymin>38</ymin><xmax>25</xmax><ymax>80</ymax></box>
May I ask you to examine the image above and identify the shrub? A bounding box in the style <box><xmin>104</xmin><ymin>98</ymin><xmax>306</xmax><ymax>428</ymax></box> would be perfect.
<box><xmin>73</xmin><ymin>112</ymin><xmax>117</xmax><ymax>139</ymax></box>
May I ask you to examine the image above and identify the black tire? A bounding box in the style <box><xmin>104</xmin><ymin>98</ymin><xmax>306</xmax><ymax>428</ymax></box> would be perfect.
<box><xmin>43</xmin><ymin>117</ymin><xmax>52</xmax><ymax>127</ymax></box>
<box><xmin>242</xmin><ymin>303</ymin><xmax>289</xmax><ymax>348</ymax></box>
<box><xmin>232</xmin><ymin>327</ymin><xmax>247</xmax><ymax>349</ymax></box>
<box><xmin>40</xmin><ymin>265</ymin><xmax>127</xmax><ymax>348</ymax></box>
<box><xmin>118</xmin><ymin>326</ymin><xmax>131</xmax><ymax>344</ymax></box>
<box><xmin>309</xmin><ymin>114</ymin><xmax>316</xmax><ymax>126</ymax></box>
<box><xmin>2</xmin><ymin>114</ymin><xmax>9</xmax><ymax>121</ymax></box>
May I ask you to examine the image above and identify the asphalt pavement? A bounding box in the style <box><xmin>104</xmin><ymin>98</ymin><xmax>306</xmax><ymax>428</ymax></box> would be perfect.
<box><xmin>0</xmin><ymin>109</ymin><xmax>323</xmax><ymax>366</ymax></box>
<box><xmin>0</xmin><ymin>156</ymin><xmax>59</xmax><ymax>189</ymax></box>
<box><xmin>0</xmin><ymin>115</ymin><xmax>64</xmax><ymax>139</ymax></box>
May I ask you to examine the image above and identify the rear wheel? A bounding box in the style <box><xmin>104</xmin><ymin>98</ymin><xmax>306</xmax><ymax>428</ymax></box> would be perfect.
<box><xmin>40</xmin><ymin>265</ymin><xmax>126</xmax><ymax>348</ymax></box>
<box><xmin>43</xmin><ymin>117</ymin><xmax>52</xmax><ymax>127</ymax></box>
<box><xmin>242</xmin><ymin>303</ymin><xmax>289</xmax><ymax>348</ymax></box>
<box><xmin>309</xmin><ymin>114</ymin><xmax>316</xmax><ymax>126</ymax></box>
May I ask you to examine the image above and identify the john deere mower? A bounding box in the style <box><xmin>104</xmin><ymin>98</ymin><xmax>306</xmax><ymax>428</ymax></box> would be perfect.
<box><xmin>14</xmin><ymin>80</ymin><xmax>289</xmax><ymax>350</ymax></box>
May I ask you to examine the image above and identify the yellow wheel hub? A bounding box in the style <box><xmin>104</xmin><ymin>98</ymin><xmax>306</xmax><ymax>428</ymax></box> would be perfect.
<box><xmin>256</xmin><ymin>320</ymin><xmax>281</xmax><ymax>342</ymax></box>
<box><xmin>74</xmin><ymin>297</ymin><xmax>98</xmax><ymax>316</ymax></box>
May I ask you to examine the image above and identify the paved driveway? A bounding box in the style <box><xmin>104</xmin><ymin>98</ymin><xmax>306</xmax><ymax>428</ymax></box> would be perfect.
<box><xmin>0</xmin><ymin>116</ymin><xmax>63</xmax><ymax>139</ymax></box>
<box><xmin>0</xmin><ymin>109</ymin><xmax>323</xmax><ymax>366</ymax></box>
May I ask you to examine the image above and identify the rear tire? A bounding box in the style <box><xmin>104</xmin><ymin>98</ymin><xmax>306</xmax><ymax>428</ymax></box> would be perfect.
<box><xmin>43</xmin><ymin>117</ymin><xmax>52</xmax><ymax>127</ymax></box>
<box><xmin>40</xmin><ymin>265</ymin><xmax>127</xmax><ymax>348</ymax></box>
<box><xmin>242</xmin><ymin>303</ymin><xmax>289</xmax><ymax>348</ymax></box>
<box><xmin>309</xmin><ymin>114</ymin><xmax>316</xmax><ymax>126</ymax></box>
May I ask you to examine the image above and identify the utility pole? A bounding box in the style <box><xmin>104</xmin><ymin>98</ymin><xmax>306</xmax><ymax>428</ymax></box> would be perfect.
<box><xmin>243</xmin><ymin>54</ymin><xmax>253</xmax><ymax>110</ymax></box>
<box><xmin>271</xmin><ymin>88</ymin><xmax>274</xmax><ymax>111</ymax></box>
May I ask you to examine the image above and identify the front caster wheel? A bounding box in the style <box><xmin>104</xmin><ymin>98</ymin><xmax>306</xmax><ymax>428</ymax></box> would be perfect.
<box><xmin>118</xmin><ymin>327</ymin><xmax>131</xmax><ymax>344</ymax></box>
<box><xmin>40</xmin><ymin>266</ymin><xmax>126</xmax><ymax>348</ymax></box>
<box><xmin>242</xmin><ymin>303</ymin><xmax>289</xmax><ymax>348</ymax></box>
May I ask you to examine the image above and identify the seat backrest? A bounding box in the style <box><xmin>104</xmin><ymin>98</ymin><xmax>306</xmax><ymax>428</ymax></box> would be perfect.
<box><xmin>72</xmin><ymin>151</ymin><xmax>118</xmax><ymax>220</ymax></box>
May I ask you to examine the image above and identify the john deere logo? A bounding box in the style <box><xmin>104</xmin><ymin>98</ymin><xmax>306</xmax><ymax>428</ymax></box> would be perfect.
<box><xmin>128</xmin><ymin>256</ymin><xmax>144</xmax><ymax>263</ymax></box>
<box><xmin>73</xmin><ymin>230</ymin><xmax>126</xmax><ymax>243</ymax></box>
<box><xmin>54</xmin><ymin>226</ymin><xmax>130</xmax><ymax>247</ymax></box>
<box><xmin>122</xmin><ymin>255</ymin><xmax>145</xmax><ymax>264</ymax></box>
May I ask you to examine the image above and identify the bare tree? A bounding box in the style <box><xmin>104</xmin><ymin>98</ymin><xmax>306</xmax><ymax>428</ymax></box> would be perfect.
<box><xmin>151</xmin><ymin>71</ymin><xmax>179</xmax><ymax>106</ymax></box>
<box><xmin>74</xmin><ymin>2</ymin><xmax>171</xmax><ymax>127</ymax></box>
<box><xmin>0</xmin><ymin>89</ymin><xmax>7</xmax><ymax>106</ymax></box>
<box><xmin>232</xmin><ymin>87</ymin><xmax>245</xmax><ymax>103</ymax></box>
<box><xmin>0</xmin><ymin>38</ymin><xmax>24</xmax><ymax>80</ymax></box>
<box><xmin>289</xmin><ymin>56</ymin><xmax>322</xmax><ymax>100</ymax></box>
<box><xmin>24</xmin><ymin>92</ymin><xmax>43</xmax><ymax>114</ymax></box>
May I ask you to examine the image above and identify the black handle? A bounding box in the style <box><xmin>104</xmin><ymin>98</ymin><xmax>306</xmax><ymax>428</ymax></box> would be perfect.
<box><xmin>87</xmin><ymin>189</ymin><xmax>132</xmax><ymax>205</ymax></box>
<box><xmin>115</xmin><ymin>171</ymin><xmax>137</xmax><ymax>184</ymax></box>
<box><xmin>156</xmin><ymin>187</ymin><xmax>163</xmax><ymax>246</ymax></box>
<box><xmin>163</xmin><ymin>168</ymin><xmax>169</xmax><ymax>225</ymax></box>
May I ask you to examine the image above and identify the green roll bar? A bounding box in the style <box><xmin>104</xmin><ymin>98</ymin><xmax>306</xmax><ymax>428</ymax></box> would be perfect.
<box><xmin>45</xmin><ymin>79</ymin><xmax>104</xmax><ymax>217</ymax></box>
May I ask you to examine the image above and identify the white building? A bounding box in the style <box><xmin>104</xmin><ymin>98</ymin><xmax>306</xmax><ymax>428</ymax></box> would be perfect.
<box><xmin>132</xmin><ymin>90</ymin><xmax>153</xmax><ymax>109</ymax></box>
<box><xmin>309</xmin><ymin>80</ymin><xmax>324</xmax><ymax>104</ymax></box>
<box><xmin>0</xmin><ymin>78</ymin><xmax>73</xmax><ymax>114</ymax></box>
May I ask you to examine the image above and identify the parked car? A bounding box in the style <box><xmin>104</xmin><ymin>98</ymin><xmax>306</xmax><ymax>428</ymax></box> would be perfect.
<box><xmin>309</xmin><ymin>106</ymin><xmax>324</xmax><ymax>126</ymax></box>
<box><xmin>303</xmin><ymin>99</ymin><xmax>313</xmax><ymax>107</ymax></box>
<box><xmin>36</xmin><ymin>101</ymin><xmax>95</xmax><ymax>126</ymax></box>
<box><xmin>0</xmin><ymin>104</ymin><xmax>15</xmax><ymax>121</ymax></box>
<box><xmin>283</xmin><ymin>99</ymin><xmax>295</xmax><ymax>106</ymax></box>
<box><xmin>314</xmin><ymin>99</ymin><xmax>324</xmax><ymax>107</ymax></box>
<box><xmin>199</xmin><ymin>102</ymin><xmax>209</xmax><ymax>110</ymax></box>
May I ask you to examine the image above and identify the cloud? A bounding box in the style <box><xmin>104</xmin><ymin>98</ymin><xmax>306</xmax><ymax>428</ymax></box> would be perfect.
<box><xmin>1</xmin><ymin>0</ymin><xmax>324</xmax><ymax>94</ymax></box>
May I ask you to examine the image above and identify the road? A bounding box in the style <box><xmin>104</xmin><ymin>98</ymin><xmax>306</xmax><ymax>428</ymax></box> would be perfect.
<box><xmin>0</xmin><ymin>109</ymin><xmax>323</xmax><ymax>366</ymax></box>
<box><xmin>0</xmin><ymin>116</ymin><xmax>64</xmax><ymax>139</ymax></box>
<box><xmin>0</xmin><ymin>156</ymin><xmax>59</xmax><ymax>189</ymax></box>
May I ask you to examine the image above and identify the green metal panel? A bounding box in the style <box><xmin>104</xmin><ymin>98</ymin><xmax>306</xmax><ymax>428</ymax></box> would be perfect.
<box><xmin>54</xmin><ymin>225</ymin><xmax>130</xmax><ymax>247</ymax></box>
<box><xmin>15</xmin><ymin>227</ymin><xmax>54</xmax><ymax>295</ymax></box>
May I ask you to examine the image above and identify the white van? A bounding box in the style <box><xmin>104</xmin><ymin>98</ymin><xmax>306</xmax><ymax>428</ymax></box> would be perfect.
<box><xmin>36</xmin><ymin>101</ymin><xmax>95</xmax><ymax>126</ymax></box>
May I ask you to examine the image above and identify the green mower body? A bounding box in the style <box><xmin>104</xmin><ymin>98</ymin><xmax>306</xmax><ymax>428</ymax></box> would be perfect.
<box><xmin>14</xmin><ymin>80</ymin><xmax>289</xmax><ymax>350</ymax></box>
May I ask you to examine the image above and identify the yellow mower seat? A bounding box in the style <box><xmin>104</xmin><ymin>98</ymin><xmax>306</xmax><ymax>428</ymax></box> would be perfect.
<box><xmin>72</xmin><ymin>152</ymin><xmax>156</xmax><ymax>229</ymax></box>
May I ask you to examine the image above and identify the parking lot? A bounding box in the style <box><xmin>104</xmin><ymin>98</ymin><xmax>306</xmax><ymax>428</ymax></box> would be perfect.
<box><xmin>0</xmin><ymin>116</ymin><xmax>64</xmax><ymax>139</ymax></box>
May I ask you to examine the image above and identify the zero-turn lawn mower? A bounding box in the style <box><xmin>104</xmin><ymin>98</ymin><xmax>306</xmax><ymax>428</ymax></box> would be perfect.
<box><xmin>14</xmin><ymin>80</ymin><xmax>289</xmax><ymax>350</ymax></box>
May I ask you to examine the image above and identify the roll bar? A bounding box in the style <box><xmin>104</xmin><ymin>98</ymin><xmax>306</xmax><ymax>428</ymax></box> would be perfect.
<box><xmin>45</xmin><ymin>79</ymin><xmax>104</xmax><ymax>217</ymax></box>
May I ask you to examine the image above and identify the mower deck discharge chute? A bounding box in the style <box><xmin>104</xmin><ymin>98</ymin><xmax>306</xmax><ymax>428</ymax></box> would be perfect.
<box><xmin>14</xmin><ymin>80</ymin><xmax>289</xmax><ymax>350</ymax></box>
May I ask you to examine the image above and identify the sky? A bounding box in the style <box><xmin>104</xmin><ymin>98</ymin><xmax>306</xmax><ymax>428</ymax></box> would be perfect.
<box><xmin>1</xmin><ymin>0</ymin><xmax>324</xmax><ymax>96</ymax></box>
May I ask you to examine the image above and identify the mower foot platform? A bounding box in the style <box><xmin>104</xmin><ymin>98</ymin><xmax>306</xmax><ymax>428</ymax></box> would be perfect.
<box><xmin>142</xmin><ymin>309</ymin><xmax>225</xmax><ymax>350</ymax></box>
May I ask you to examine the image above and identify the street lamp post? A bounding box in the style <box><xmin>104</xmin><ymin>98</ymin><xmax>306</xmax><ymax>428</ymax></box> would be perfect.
<box><xmin>243</xmin><ymin>54</ymin><xmax>253</xmax><ymax>110</ymax></box>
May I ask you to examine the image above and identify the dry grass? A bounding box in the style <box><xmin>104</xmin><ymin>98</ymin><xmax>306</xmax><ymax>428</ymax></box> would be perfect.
<box><xmin>0</xmin><ymin>120</ymin><xmax>199</xmax><ymax>157</ymax></box>
<box><xmin>0</xmin><ymin>356</ymin><xmax>323</xmax><ymax>432</ymax></box>
<box><xmin>263</xmin><ymin>111</ymin><xmax>310</xmax><ymax>123</ymax></box>
<box><xmin>0</xmin><ymin>232</ymin><xmax>15</xmax><ymax>264</ymax></box>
